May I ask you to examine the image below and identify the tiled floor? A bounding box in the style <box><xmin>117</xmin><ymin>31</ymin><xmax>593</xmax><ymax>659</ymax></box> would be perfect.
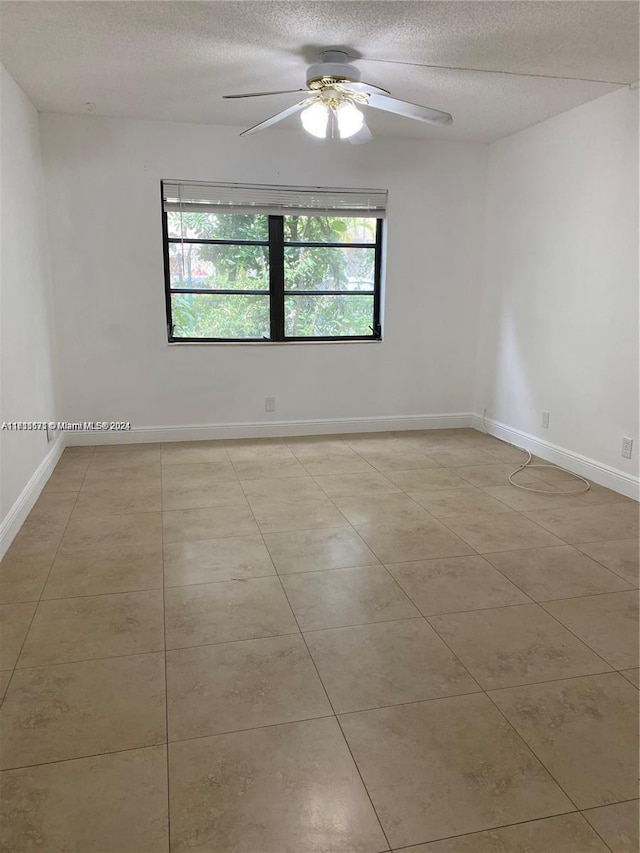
<box><xmin>0</xmin><ymin>428</ymin><xmax>638</xmax><ymax>852</ymax></box>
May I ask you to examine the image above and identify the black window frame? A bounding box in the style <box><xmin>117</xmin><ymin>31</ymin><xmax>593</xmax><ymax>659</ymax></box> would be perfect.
<box><xmin>161</xmin><ymin>186</ymin><xmax>383</xmax><ymax>344</ymax></box>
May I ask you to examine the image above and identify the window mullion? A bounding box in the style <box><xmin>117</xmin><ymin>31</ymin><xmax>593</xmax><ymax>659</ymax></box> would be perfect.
<box><xmin>373</xmin><ymin>218</ymin><xmax>383</xmax><ymax>339</ymax></box>
<box><xmin>268</xmin><ymin>216</ymin><xmax>285</xmax><ymax>341</ymax></box>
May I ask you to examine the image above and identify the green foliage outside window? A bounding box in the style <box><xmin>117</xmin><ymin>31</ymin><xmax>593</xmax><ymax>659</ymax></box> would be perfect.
<box><xmin>167</xmin><ymin>212</ymin><xmax>377</xmax><ymax>339</ymax></box>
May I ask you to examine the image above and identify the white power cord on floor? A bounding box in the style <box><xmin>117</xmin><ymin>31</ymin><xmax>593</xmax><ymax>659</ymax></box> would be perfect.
<box><xmin>507</xmin><ymin>449</ymin><xmax>591</xmax><ymax>495</ymax></box>
<box><xmin>480</xmin><ymin>410</ymin><xmax>591</xmax><ymax>495</ymax></box>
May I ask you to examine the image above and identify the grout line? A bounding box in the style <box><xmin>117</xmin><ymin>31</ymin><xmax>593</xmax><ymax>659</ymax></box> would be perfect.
<box><xmin>571</xmin><ymin>542</ymin><xmax>640</xmax><ymax>587</ymax></box>
<box><xmin>0</xmin><ymin>740</ymin><xmax>169</xmax><ymax>774</ymax></box>
<box><xmin>240</xmin><ymin>482</ymin><xmax>394</xmax><ymax>851</ymax></box>
<box><xmin>484</xmin><ymin>689</ymin><xmax>585</xmax><ymax>813</ymax></box>
<box><xmin>167</xmin><ymin>712</ymin><xmax>337</xmax><ymax>746</ymax></box>
<box><xmin>159</xmin><ymin>448</ymin><xmax>172</xmax><ymax>850</ymax></box>
<box><xmin>387</xmin><ymin>810</ymin><xmax>597</xmax><ymax>852</ymax></box>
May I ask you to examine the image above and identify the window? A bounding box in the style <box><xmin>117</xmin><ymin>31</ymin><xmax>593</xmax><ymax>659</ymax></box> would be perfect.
<box><xmin>161</xmin><ymin>181</ymin><xmax>386</xmax><ymax>342</ymax></box>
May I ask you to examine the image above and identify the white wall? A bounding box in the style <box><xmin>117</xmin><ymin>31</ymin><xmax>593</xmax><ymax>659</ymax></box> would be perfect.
<box><xmin>39</xmin><ymin>114</ymin><xmax>488</xmax><ymax>434</ymax></box>
<box><xmin>475</xmin><ymin>87</ymin><xmax>639</xmax><ymax>482</ymax></box>
<box><xmin>0</xmin><ymin>67</ymin><xmax>60</xmax><ymax>532</ymax></box>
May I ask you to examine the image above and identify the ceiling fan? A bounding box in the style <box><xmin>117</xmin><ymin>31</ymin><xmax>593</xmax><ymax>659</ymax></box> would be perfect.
<box><xmin>223</xmin><ymin>50</ymin><xmax>453</xmax><ymax>143</ymax></box>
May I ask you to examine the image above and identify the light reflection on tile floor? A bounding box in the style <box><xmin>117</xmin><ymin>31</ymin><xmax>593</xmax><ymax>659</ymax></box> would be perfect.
<box><xmin>0</xmin><ymin>429</ymin><xmax>637</xmax><ymax>852</ymax></box>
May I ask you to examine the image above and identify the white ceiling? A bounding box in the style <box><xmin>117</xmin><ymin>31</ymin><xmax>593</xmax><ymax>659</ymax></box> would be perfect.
<box><xmin>1</xmin><ymin>1</ymin><xmax>637</xmax><ymax>142</ymax></box>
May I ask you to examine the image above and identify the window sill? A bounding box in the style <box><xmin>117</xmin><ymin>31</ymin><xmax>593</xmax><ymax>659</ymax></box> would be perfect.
<box><xmin>167</xmin><ymin>338</ymin><xmax>384</xmax><ymax>347</ymax></box>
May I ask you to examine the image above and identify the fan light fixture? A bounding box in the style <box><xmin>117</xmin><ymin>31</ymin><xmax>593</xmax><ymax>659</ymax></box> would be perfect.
<box><xmin>300</xmin><ymin>101</ymin><xmax>329</xmax><ymax>137</ymax></box>
<box><xmin>300</xmin><ymin>92</ymin><xmax>364</xmax><ymax>140</ymax></box>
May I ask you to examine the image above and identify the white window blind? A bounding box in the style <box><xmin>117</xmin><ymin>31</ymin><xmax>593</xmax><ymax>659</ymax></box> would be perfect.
<box><xmin>162</xmin><ymin>180</ymin><xmax>387</xmax><ymax>218</ymax></box>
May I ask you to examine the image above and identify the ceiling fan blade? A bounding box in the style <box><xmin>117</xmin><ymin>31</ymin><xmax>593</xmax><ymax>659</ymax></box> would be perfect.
<box><xmin>348</xmin><ymin>120</ymin><xmax>373</xmax><ymax>145</ymax></box>
<box><xmin>240</xmin><ymin>101</ymin><xmax>306</xmax><ymax>136</ymax></box>
<box><xmin>367</xmin><ymin>92</ymin><xmax>452</xmax><ymax>126</ymax></box>
<box><xmin>224</xmin><ymin>89</ymin><xmax>308</xmax><ymax>99</ymax></box>
<box><xmin>343</xmin><ymin>81</ymin><xmax>391</xmax><ymax>96</ymax></box>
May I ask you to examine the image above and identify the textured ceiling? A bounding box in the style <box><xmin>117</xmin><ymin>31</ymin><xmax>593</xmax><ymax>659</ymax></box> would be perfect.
<box><xmin>0</xmin><ymin>1</ymin><xmax>637</xmax><ymax>142</ymax></box>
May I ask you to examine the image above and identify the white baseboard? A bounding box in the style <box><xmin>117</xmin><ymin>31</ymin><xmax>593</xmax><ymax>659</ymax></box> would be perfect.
<box><xmin>0</xmin><ymin>434</ymin><xmax>67</xmax><ymax>559</ymax></box>
<box><xmin>473</xmin><ymin>414</ymin><xmax>640</xmax><ymax>500</ymax></box>
<box><xmin>65</xmin><ymin>413</ymin><xmax>475</xmax><ymax>445</ymax></box>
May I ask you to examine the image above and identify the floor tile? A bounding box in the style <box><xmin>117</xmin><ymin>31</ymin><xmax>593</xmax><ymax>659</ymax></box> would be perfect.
<box><xmin>162</xmin><ymin>476</ymin><xmax>246</xmax><ymax>511</ymax></box>
<box><xmin>52</xmin><ymin>456</ymin><xmax>92</xmax><ymax>477</ymax></box>
<box><xmin>429</xmin><ymin>603</ymin><xmax>611</xmax><ymax>689</ymax></box>
<box><xmin>524</xmin><ymin>504</ymin><xmax>639</xmax><ymax>544</ymax></box>
<box><xmin>164</xmin><ymin>577</ymin><xmax>298</xmax><ymax>648</ymax></box>
<box><xmin>250</xmin><ymin>497</ymin><xmax>349</xmax><ymax>534</ymax></box>
<box><xmin>445</xmin><ymin>512</ymin><xmax>564</xmax><ymax>553</ymax></box>
<box><xmin>576</xmin><ymin>539</ymin><xmax>639</xmax><ymax>585</ymax></box>
<box><xmin>305</xmin><ymin>618</ymin><xmax>480</xmax><ymax>713</ymax></box>
<box><xmin>0</xmin><ymin>672</ymin><xmax>11</xmax><ymax>703</ymax></box>
<box><xmin>288</xmin><ymin>440</ymin><xmax>358</xmax><ymax>460</ymax></box>
<box><xmin>583</xmin><ymin>800</ymin><xmax>640</xmax><ymax>853</ymax></box>
<box><xmin>401</xmin><ymin>813</ymin><xmax>609</xmax><ymax>852</ymax></box>
<box><xmin>384</xmin><ymin>468</ymin><xmax>465</xmax><ymax>491</ymax></box>
<box><xmin>490</xmin><ymin>673</ymin><xmax>638</xmax><ymax>809</ymax></box>
<box><xmin>264</xmin><ymin>527</ymin><xmax>379</xmax><ymax>573</ymax></box>
<box><xmin>333</xmin><ymin>493</ymin><xmax>430</xmax><ymax>527</ymax></box>
<box><xmin>27</xmin><ymin>492</ymin><xmax>77</xmax><ymax>525</ymax></box>
<box><xmin>82</xmin><ymin>465</ymin><xmax>162</xmax><ymax>489</ymax></box>
<box><xmin>61</xmin><ymin>512</ymin><xmax>162</xmax><ymax>551</ymax></box>
<box><xmin>0</xmin><ymin>652</ymin><xmax>166</xmax><ymax>769</ymax></box>
<box><xmin>358</xmin><ymin>449</ymin><xmax>440</xmax><ymax>471</ymax></box>
<box><xmin>484</xmin><ymin>483</ymin><xmax>629</xmax><ymax>512</ymax></box>
<box><xmin>302</xmin><ymin>455</ymin><xmax>378</xmax><ymax>476</ymax></box>
<box><xmin>161</xmin><ymin>441</ymin><xmax>230</xmax><ymax>465</ymax></box>
<box><xmin>339</xmin><ymin>693</ymin><xmax>572</xmax><ymax>849</ymax></box>
<box><xmin>313</xmin><ymin>472</ymin><xmax>400</xmax><ymax>497</ymax></box>
<box><xmin>60</xmin><ymin>446</ymin><xmax>95</xmax><ymax>456</ymax></box>
<box><xmin>72</xmin><ymin>481</ymin><xmax>162</xmax><ymax>517</ymax></box>
<box><xmin>87</xmin><ymin>449</ymin><xmax>160</xmax><ymax>472</ymax></box>
<box><xmin>227</xmin><ymin>441</ymin><xmax>295</xmax><ymax>461</ymax></box>
<box><xmin>542</xmin><ymin>591</ymin><xmax>639</xmax><ymax>669</ymax></box>
<box><xmin>18</xmin><ymin>590</ymin><xmax>164</xmax><ymax>667</ymax></box>
<box><xmin>160</xmin><ymin>460</ymin><xmax>238</xmax><ymax>484</ymax></box>
<box><xmin>281</xmin><ymin>565</ymin><xmax>420</xmax><ymax>631</ymax></box>
<box><xmin>242</xmin><ymin>475</ymin><xmax>325</xmax><ymax>503</ymax></box>
<box><xmin>454</xmin><ymin>463</ymin><xmax>541</xmax><ymax>489</ymax></box>
<box><xmin>0</xmin><ymin>603</ymin><xmax>36</xmax><ymax>670</ymax></box>
<box><xmin>356</xmin><ymin>520</ymin><xmax>475</xmax><ymax>563</ymax></box>
<box><xmin>386</xmin><ymin>555</ymin><xmax>530</xmax><ymax>616</ymax></box>
<box><xmin>343</xmin><ymin>434</ymin><xmax>415</xmax><ymax>453</ymax></box>
<box><xmin>168</xmin><ymin>717</ymin><xmax>388</xmax><ymax>853</ymax></box>
<box><xmin>0</xmin><ymin>551</ymin><xmax>53</xmax><ymax>603</ymax></box>
<box><xmin>484</xmin><ymin>545</ymin><xmax>634</xmax><ymax>601</ymax></box>
<box><xmin>233</xmin><ymin>457</ymin><xmax>308</xmax><ymax>479</ymax></box>
<box><xmin>167</xmin><ymin>634</ymin><xmax>331</xmax><ymax>740</ymax></box>
<box><xmin>0</xmin><ymin>746</ymin><xmax>169</xmax><ymax>853</ymax></box>
<box><xmin>91</xmin><ymin>442</ymin><xmax>162</xmax><ymax>467</ymax></box>
<box><xmin>620</xmin><ymin>668</ymin><xmax>639</xmax><ymax>687</ymax></box>
<box><xmin>8</xmin><ymin>518</ymin><xmax>67</xmax><ymax>557</ymax></box>
<box><xmin>409</xmin><ymin>487</ymin><xmax>513</xmax><ymax>518</ymax></box>
<box><xmin>428</xmin><ymin>448</ymin><xmax>501</xmax><ymax>467</ymax></box>
<box><xmin>162</xmin><ymin>505</ymin><xmax>258</xmax><ymax>543</ymax></box>
<box><xmin>42</xmin><ymin>542</ymin><xmax>163</xmax><ymax>598</ymax></box>
<box><xmin>42</xmin><ymin>469</ymin><xmax>86</xmax><ymax>492</ymax></box>
<box><xmin>401</xmin><ymin>433</ymin><xmax>472</xmax><ymax>453</ymax></box>
<box><xmin>164</xmin><ymin>535</ymin><xmax>275</xmax><ymax>586</ymax></box>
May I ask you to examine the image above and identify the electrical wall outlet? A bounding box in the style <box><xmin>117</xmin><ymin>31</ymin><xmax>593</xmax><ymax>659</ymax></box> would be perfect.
<box><xmin>622</xmin><ymin>436</ymin><xmax>633</xmax><ymax>459</ymax></box>
<box><xmin>265</xmin><ymin>397</ymin><xmax>276</xmax><ymax>413</ymax></box>
<box><xmin>542</xmin><ymin>411</ymin><xmax>550</xmax><ymax>429</ymax></box>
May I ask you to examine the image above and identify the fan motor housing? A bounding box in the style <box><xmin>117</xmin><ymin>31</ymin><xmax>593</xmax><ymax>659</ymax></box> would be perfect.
<box><xmin>306</xmin><ymin>63</ymin><xmax>361</xmax><ymax>88</ymax></box>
